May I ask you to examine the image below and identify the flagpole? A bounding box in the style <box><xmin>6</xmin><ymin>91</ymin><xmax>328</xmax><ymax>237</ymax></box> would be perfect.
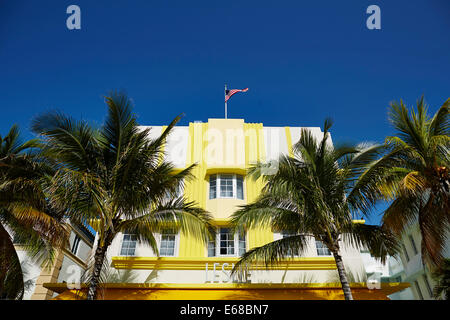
<box><xmin>224</xmin><ymin>84</ymin><xmax>227</xmax><ymax>119</ymax></box>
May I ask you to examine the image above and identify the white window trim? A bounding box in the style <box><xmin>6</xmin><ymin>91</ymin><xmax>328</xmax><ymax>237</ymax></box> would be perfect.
<box><xmin>408</xmin><ymin>234</ymin><xmax>418</xmax><ymax>255</ymax></box>
<box><xmin>273</xmin><ymin>232</ymin><xmax>326</xmax><ymax>258</ymax></box>
<box><xmin>315</xmin><ymin>239</ymin><xmax>332</xmax><ymax>256</ymax></box>
<box><xmin>158</xmin><ymin>231</ymin><xmax>180</xmax><ymax>257</ymax></box>
<box><xmin>208</xmin><ymin>228</ymin><xmax>247</xmax><ymax>257</ymax></box>
<box><xmin>402</xmin><ymin>243</ymin><xmax>410</xmax><ymax>263</ymax></box>
<box><xmin>273</xmin><ymin>232</ymin><xmax>303</xmax><ymax>257</ymax></box>
<box><xmin>207</xmin><ymin>238</ymin><xmax>216</xmax><ymax>257</ymax></box>
<box><xmin>71</xmin><ymin>235</ymin><xmax>81</xmax><ymax>256</ymax></box>
<box><xmin>209</xmin><ymin>174</ymin><xmax>245</xmax><ymax>200</ymax></box>
<box><xmin>119</xmin><ymin>233</ymin><xmax>138</xmax><ymax>256</ymax></box>
<box><xmin>272</xmin><ymin>234</ymin><xmax>333</xmax><ymax>258</ymax></box>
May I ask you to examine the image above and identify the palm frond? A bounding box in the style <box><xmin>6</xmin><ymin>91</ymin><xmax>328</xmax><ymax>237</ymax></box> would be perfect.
<box><xmin>231</xmin><ymin>234</ymin><xmax>309</xmax><ymax>276</ymax></box>
<box><xmin>343</xmin><ymin>223</ymin><xmax>400</xmax><ymax>264</ymax></box>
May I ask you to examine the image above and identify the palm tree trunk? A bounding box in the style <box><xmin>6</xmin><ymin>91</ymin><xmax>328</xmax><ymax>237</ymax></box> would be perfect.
<box><xmin>0</xmin><ymin>222</ymin><xmax>25</xmax><ymax>299</ymax></box>
<box><xmin>86</xmin><ymin>244</ymin><xmax>108</xmax><ymax>300</ymax></box>
<box><xmin>0</xmin><ymin>223</ymin><xmax>11</xmax><ymax>298</ymax></box>
<box><xmin>331</xmin><ymin>249</ymin><xmax>353</xmax><ymax>300</ymax></box>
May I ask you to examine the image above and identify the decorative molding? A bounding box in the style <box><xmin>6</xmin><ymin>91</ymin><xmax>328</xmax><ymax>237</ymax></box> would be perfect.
<box><xmin>111</xmin><ymin>256</ymin><xmax>338</xmax><ymax>270</ymax></box>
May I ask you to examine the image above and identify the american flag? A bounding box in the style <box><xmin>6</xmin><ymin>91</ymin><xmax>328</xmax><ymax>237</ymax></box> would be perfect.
<box><xmin>225</xmin><ymin>87</ymin><xmax>249</xmax><ymax>102</ymax></box>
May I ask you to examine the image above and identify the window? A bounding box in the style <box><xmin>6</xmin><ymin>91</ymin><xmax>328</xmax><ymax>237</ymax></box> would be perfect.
<box><xmin>273</xmin><ymin>231</ymin><xmax>309</xmax><ymax>257</ymax></box>
<box><xmin>281</xmin><ymin>232</ymin><xmax>298</xmax><ymax>257</ymax></box>
<box><xmin>402</xmin><ymin>243</ymin><xmax>410</xmax><ymax>262</ymax></box>
<box><xmin>209</xmin><ymin>175</ymin><xmax>217</xmax><ymax>199</ymax></box>
<box><xmin>409</xmin><ymin>235</ymin><xmax>418</xmax><ymax>255</ymax></box>
<box><xmin>282</xmin><ymin>232</ymin><xmax>296</xmax><ymax>238</ymax></box>
<box><xmin>71</xmin><ymin>235</ymin><xmax>81</xmax><ymax>255</ymax></box>
<box><xmin>315</xmin><ymin>240</ymin><xmax>331</xmax><ymax>256</ymax></box>
<box><xmin>208</xmin><ymin>227</ymin><xmax>246</xmax><ymax>257</ymax></box>
<box><xmin>209</xmin><ymin>174</ymin><xmax>244</xmax><ymax>200</ymax></box>
<box><xmin>220</xmin><ymin>228</ymin><xmax>235</xmax><ymax>255</ymax></box>
<box><xmin>423</xmin><ymin>274</ymin><xmax>433</xmax><ymax>298</ymax></box>
<box><xmin>238</xmin><ymin>230</ymin><xmax>246</xmax><ymax>256</ymax></box>
<box><xmin>208</xmin><ymin>238</ymin><xmax>216</xmax><ymax>257</ymax></box>
<box><xmin>120</xmin><ymin>234</ymin><xmax>137</xmax><ymax>256</ymax></box>
<box><xmin>236</xmin><ymin>176</ymin><xmax>244</xmax><ymax>200</ymax></box>
<box><xmin>220</xmin><ymin>175</ymin><xmax>234</xmax><ymax>198</ymax></box>
<box><xmin>414</xmin><ymin>280</ymin><xmax>424</xmax><ymax>300</ymax></box>
<box><xmin>160</xmin><ymin>230</ymin><xmax>177</xmax><ymax>256</ymax></box>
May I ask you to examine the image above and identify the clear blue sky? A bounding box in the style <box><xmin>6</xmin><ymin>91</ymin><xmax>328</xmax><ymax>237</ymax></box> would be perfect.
<box><xmin>1</xmin><ymin>0</ymin><xmax>449</xmax><ymax>224</ymax></box>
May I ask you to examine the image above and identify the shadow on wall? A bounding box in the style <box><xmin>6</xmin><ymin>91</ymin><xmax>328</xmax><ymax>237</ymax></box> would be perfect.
<box><xmin>21</xmin><ymin>259</ymin><xmax>37</xmax><ymax>297</ymax></box>
<box><xmin>325</xmin><ymin>266</ymin><xmax>368</xmax><ymax>284</ymax></box>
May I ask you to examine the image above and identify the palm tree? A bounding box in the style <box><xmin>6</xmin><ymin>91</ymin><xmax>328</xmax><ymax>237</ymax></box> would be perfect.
<box><xmin>432</xmin><ymin>258</ymin><xmax>450</xmax><ymax>300</ymax></box>
<box><xmin>0</xmin><ymin>125</ymin><xmax>69</xmax><ymax>299</ymax></box>
<box><xmin>376</xmin><ymin>97</ymin><xmax>449</xmax><ymax>267</ymax></box>
<box><xmin>231</xmin><ymin>119</ymin><xmax>400</xmax><ymax>300</ymax></box>
<box><xmin>72</xmin><ymin>256</ymin><xmax>141</xmax><ymax>300</ymax></box>
<box><xmin>0</xmin><ymin>125</ymin><xmax>37</xmax><ymax>156</ymax></box>
<box><xmin>32</xmin><ymin>92</ymin><xmax>213</xmax><ymax>300</ymax></box>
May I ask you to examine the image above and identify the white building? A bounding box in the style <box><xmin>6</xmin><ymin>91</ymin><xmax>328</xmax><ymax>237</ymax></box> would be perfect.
<box><xmin>13</xmin><ymin>222</ymin><xmax>95</xmax><ymax>299</ymax></box>
<box><xmin>395</xmin><ymin>223</ymin><xmax>450</xmax><ymax>300</ymax></box>
<box><xmin>359</xmin><ymin>251</ymin><xmax>414</xmax><ymax>300</ymax></box>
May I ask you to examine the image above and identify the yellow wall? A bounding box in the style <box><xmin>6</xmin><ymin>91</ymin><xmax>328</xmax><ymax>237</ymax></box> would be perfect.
<box><xmin>48</xmin><ymin>282</ymin><xmax>410</xmax><ymax>300</ymax></box>
<box><xmin>244</xmin><ymin>123</ymin><xmax>273</xmax><ymax>249</ymax></box>
<box><xmin>178</xmin><ymin>122</ymin><xmax>209</xmax><ymax>257</ymax></box>
<box><xmin>177</xmin><ymin>120</ymin><xmax>295</xmax><ymax>257</ymax></box>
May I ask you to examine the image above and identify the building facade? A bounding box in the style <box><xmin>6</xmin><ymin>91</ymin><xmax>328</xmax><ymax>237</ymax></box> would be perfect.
<box><xmin>386</xmin><ymin>255</ymin><xmax>415</xmax><ymax>300</ymax></box>
<box><xmin>394</xmin><ymin>223</ymin><xmax>450</xmax><ymax>300</ymax></box>
<box><xmin>46</xmin><ymin>118</ymin><xmax>409</xmax><ymax>299</ymax></box>
<box><xmin>14</xmin><ymin>222</ymin><xmax>95</xmax><ymax>299</ymax></box>
<box><xmin>106</xmin><ymin>119</ymin><xmax>366</xmax><ymax>283</ymax></box>
<box><xmin>359</xmin><ymin>252</ymin><xmax>415</xmax><ymax>300</ymax></box>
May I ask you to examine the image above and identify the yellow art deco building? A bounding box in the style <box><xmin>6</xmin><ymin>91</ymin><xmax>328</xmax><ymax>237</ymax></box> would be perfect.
<box><xmin>46</xmin><ymin>118</ymin><xmax>409</xmax><ymax>300</ymax></box>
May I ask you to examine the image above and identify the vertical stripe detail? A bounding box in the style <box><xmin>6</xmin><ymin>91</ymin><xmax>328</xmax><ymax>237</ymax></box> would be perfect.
<box><xmin>285</xmin><ymin>126</ymin><xmax>293</xmax><ymax>157</ymax></box>
<box><xmin>244</xmin><ymin>123</ymin><xmax>273</xmax><ymax>250</ymax></box>
<box><xmin>178</xmin><ymin>122</ymin><xmax>208</xmax><ymax>257</ymax></box>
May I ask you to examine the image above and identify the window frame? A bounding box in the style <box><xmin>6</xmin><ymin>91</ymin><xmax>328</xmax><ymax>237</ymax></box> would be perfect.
<box><xmin>207</xmin><ymin>237</ymin><xmax>216</xmax><ymax>257</ymax></box>
<box><xmin>209</xmin><ymin>175</ymin><xmax>217</xmax><ymax>199</ymax></box>
<box><xmin>408</xmin><ymin>234</ymin><xmax>418</xmax><ymax>255</ymax></box>
<box><xmin>120</xmin><ymin>233</ymin><xmax>138</xmax><ymax>256</ymax></box>
<box><xmin>402</xmin><ymin>243</ymin><xmax>410</xmax><ymax>262</ymax></box>
<box><xmin>238</xmin><ymin>229</ymin><xmax>246</xmax><ymax>256</ymax></box>
<box><xmin>278</xmin><ymin>232</ymin><xmax>300</xmax><ymax>257</ymax></box>
<box><xmin>315</xmin><ymin>240</ymin><xmax>332</xmax><ymax>256</ymax></box>
<box><xmin>71</xmin><ymin>234</ymin><xmax>81</xmax><ymax>255</ymax></box>
<box><xmin>208</xmin><ymin>227</ymin><xmax>247</xmax><ymax>257</ymax></box>
<box><xmin>273</xmin><ymin>232</ymin><xmax>310</xmax><ymax>257</ymax></box>
<box><xmin>209</xmin><ymin>174</ymin><xmax>245</xmax><ymax>200</ymax></box>
<box><xmin>218</xmin><ymin>227</ymin><xmax>235</xmax><ymax>255</ymax></box>
<box><xmin>159</xmin><ymin>229</ymin><xmax>179</xmax><ymax>257</ymax></box>
<box><xmin>219</xmin><ymin>174</ymin><xmax>234</xmax><ymax>198</ymax></box>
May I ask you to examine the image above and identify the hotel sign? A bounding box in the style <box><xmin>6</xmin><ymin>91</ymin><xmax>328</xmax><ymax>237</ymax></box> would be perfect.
<box><xmin>204</xmin><ymin>262</ymin><xmax>251</xmax><ymax>283</ymax></box>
